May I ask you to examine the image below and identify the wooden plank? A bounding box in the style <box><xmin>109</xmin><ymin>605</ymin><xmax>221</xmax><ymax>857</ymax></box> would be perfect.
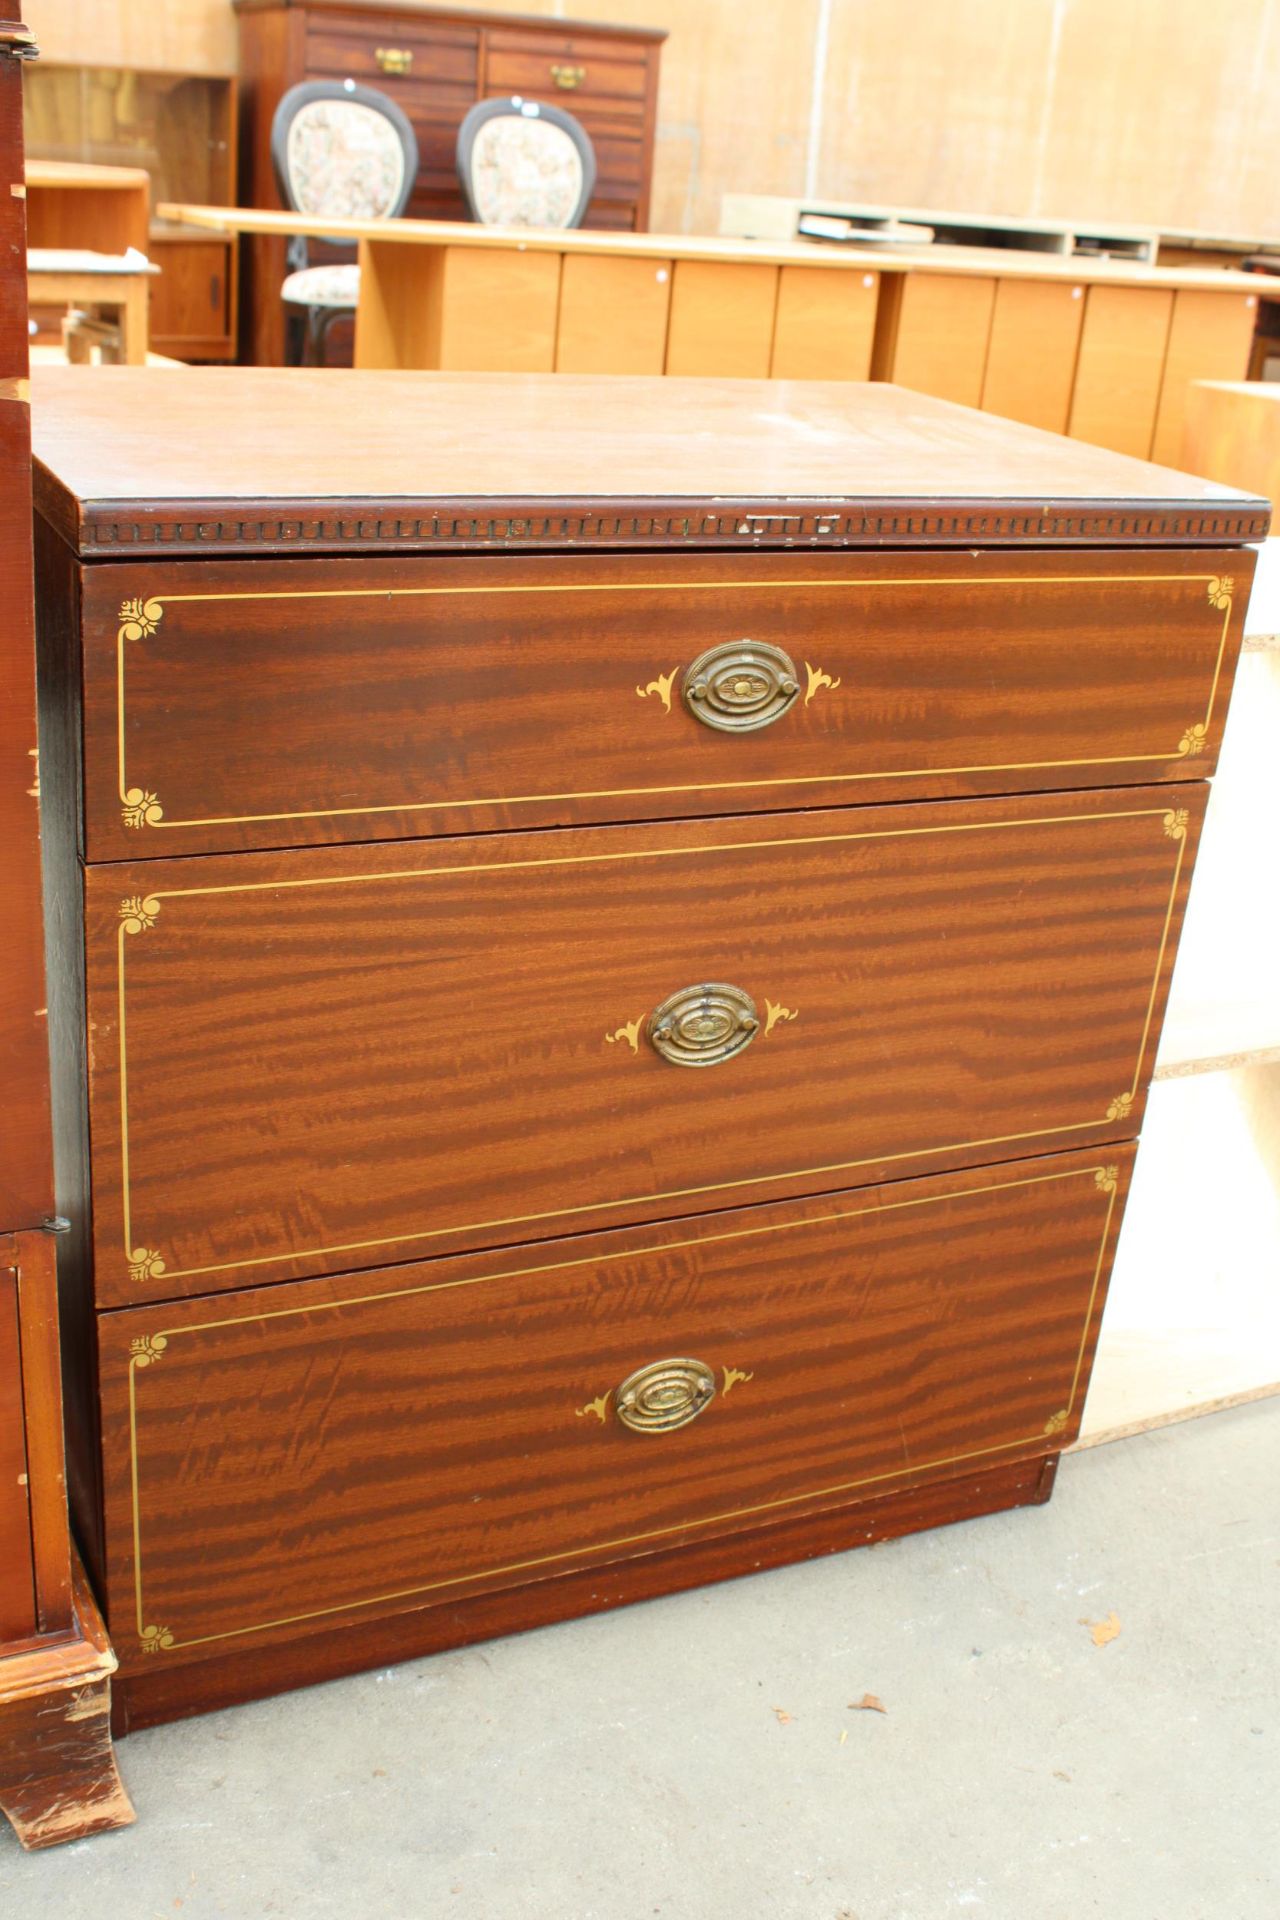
<box><xmin>354</xmin><ymin>237</ymin><xmax>443</xmax><ymax>370</ymax></box>
<box><xmin>1068</xmin><ymin>285</ymin><xmax>1173</xmax><ymax>458</ymax></box>
<box><xmin>0</xmin><ymin>1265</ymin><xmax>34</xmax><ymax>1643</ymax></box>
<box><xmin>873</xmin><ymin>270</ymin><xmax>995</xmax><ymax>406</ymax></box>
<box><xmin>664</xmin><ymin>259</ymin><xmax>778</xmax><ymax>376</ymax></box>
<box><xmin>1150</xmin><ymin>290</ymin><xmax>1259</xmax><ymax>467</ymax></box>
<box><xmin>555</xmin><ymin>253</ymin><xmax>671</xmax><ymax>375</ymax></box>
<box><xmin>981</xmin><ymin>278</ymin><xmax>1086</xmax><ymax>433</ymax></box>
<box><xmin>438</xmin><ymin>246</ymin><xmax>561</xmax><ymax>373</ymax></box>
<box><xmin>769</xmin><ymin>264</ymin><xmax>878</xmax><ymax>379</ymax></box>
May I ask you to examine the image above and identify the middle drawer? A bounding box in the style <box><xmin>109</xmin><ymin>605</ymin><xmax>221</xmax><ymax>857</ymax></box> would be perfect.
<box><xmin>84</xmin><ymin>547</ymin><xmax>1246</xmax><ymax>858</ymax></box>
<box><xmin>86</xmin><ymin>786</ymin><xmax>1200</xmax><ymax>1305</ymax></box>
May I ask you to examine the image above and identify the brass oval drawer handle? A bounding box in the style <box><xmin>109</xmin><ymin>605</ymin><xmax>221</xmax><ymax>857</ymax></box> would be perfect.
<box><xmin>615</xmin><ymin>1358</ymin><xmax>716</xmax><ymax>1433</ymax></box>
<box><xmin>682</xmin><ymin>639</ymin><xmax>800</xmax><ymax>732</ymax></box>
<box><xmin>551</xmin><ymin>62</ymin><xmax>586</xmax><ymax>88</ymax></box>
<box><xmin>375</xmin><ymin>46</ymin><xmax>414</xmax><ymax>74</ymax></box>
<box><xmin>648</xmin><ymin>982</ymin><xmax>758</xmax><ymax>1066</ymax></box>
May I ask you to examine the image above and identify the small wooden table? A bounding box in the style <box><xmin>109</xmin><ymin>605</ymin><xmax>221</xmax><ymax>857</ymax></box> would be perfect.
<box><xmin>26</xmin><ymin>248</ymin><xmax>155</xmax><ymax>366</ymax></box>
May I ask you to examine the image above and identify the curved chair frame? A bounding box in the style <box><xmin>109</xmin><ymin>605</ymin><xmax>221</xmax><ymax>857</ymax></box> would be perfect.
<box><xmin>456</xmin><ymin>96</ymin><xmax>597</xmax><ymax>229</ymax></box>
<box><xmin>270</xmin><ymin>78</ymin><xmax>418</xmax><ymax>362</ymax></box>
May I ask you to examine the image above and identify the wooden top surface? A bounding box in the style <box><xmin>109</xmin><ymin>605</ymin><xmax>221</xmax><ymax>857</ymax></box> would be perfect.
<box><xmin>25</xmin><ymin>159</ymin><xmax>151</xmax><ymax>191</ymax></box>
<box><xmin>27</xmin><ymin>248</ymin><xmax>157</xmax><ymax>276</ymax></box>
<box><xmin>157</xmin><ymin>200</ymin><xmax>1280</xmax><ymax>295</ymax></box>
<box><xmin>231</xmin><ymin>0</ymin><xmax>667</xmax><ymax>39</ymax></box>
<box><xmin>30</xmin><ymin>367</ymin><xmax>1270</xmax><ymax>557</ymax></box>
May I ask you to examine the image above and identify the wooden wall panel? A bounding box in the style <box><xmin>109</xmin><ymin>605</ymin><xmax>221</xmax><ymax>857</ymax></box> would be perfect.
<box><xmin>29</xmin><ymin>0</ymin><xmax>1280</xmax><ymax>245</ymax></box>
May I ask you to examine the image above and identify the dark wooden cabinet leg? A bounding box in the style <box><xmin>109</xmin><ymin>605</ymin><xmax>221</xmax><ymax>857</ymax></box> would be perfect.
<box><xmin>0</xmin><ymin>1556</ymin><xmax>134</xmax><ymax>1850</ymax></box>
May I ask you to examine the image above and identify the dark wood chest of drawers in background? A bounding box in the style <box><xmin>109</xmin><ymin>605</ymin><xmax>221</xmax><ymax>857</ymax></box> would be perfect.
<box><xmin>29</xmin><ymin>368</ymin><xmax>1264</xmax><ymax>1732</ymax></box>
<box><xmin>235</xmin><ymin>0</ymin><xmax>667</xmax><ymax>364</ymax></box>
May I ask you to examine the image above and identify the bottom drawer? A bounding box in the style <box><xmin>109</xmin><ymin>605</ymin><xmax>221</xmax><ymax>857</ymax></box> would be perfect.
<box><xmin>100</xmin><ymin>1143</ymin><xmax>1133</xmax><ymax>1672</ymax></box>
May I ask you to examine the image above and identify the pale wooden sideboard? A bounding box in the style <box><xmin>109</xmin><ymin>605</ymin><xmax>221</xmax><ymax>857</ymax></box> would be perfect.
<box><xmin>161</xmin><ymin>200</ymin><xmax>1278</xmax><ymax>465</ymax></box>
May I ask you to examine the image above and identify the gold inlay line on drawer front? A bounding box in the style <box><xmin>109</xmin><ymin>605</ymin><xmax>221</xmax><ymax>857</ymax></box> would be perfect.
<box><xmin>124</xmin><ymin>1160</ymin><xmax>1120</xmax><ymax>1657</ymax></box>
<box><xmin>113</xmin><ymin>573</ymin><xmax>1233</xmax><ymax>833</ymax></box>
<box><xmin>112</xmin><ymin>804</ymin><xmax>1186</xmax><ymax>1287</ymax></box>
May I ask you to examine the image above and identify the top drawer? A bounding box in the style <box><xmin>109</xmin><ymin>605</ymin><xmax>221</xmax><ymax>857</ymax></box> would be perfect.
<box><xmin>305</xmin><ymin>18</ymin><xmax>479</xmax><ymax>90</ymax></box>
<box><xmin>80</xmin><ymin>549</ymin><xmax>1248</xmax><ymax>861</ymax></box>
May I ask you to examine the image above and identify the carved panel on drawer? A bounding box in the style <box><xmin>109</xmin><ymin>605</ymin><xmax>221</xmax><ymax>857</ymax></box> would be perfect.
<box><xmin>99</xmin><ymin>1146</ymin><xmax>1132</xmax><ymax>1670</ymax></box>
<box><xmin>83</xmin><ymin>551</ymin><xmax>1248</xmax><ymax>859</ymax></box>
<box><xmin>84</xmin><ymin>787</ymin><xmax>1199</xmax><ymax>1305</ymax></box>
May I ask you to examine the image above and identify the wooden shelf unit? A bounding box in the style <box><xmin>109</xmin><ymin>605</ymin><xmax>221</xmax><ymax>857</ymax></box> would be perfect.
<box><xmin>23</xmin><ymin>63</ymin><xmax>238</xmax><ymax>360</ymax></box>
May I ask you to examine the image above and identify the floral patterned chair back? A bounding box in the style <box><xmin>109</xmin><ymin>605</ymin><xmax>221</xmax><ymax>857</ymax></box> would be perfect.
<box><xmin>457</xmin><ymin>98</ymin><xmax>596</xmax><ymax>229</ymax></box>
<box><xmin>269</xmin><ymin>80</ymin><xmax>418</xmax><ymax>362</ymax></box>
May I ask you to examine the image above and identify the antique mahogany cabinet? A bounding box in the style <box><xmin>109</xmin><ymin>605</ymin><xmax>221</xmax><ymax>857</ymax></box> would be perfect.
<box><xmin>235</xmin><ymin>0</ymin><xmax>667</xmax><ymax>363</ymax></box>
<box><xmin>0</xmin><ymin>17</ymin><xmax>133</xmax><ymax>1850</ymax></box>
<box><xmin>28</xmin><ymin>367</ymin><xmax>1264</xmax><ymax>1733</ymax></box>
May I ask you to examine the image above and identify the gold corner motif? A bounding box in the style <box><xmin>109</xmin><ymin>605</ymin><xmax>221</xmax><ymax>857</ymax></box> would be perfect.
<box><xmin>1094</xmin><ymin>1166</ymin><xmax>1119</xmax><ymax>1194</ymax></box>
<box><xmin>722</xmin><ymin>1365</ymin><xmax>755</xmax><ymax>1396</ymax></box>
<box><xmin>1207</xmin><ymin>576</ymin><xmax>1234</xmax><ymax>610</ymax></box>
<box><xmin>139</xmin><ymin>1623</ymin><xmax>175</xmax><ymax>1654</ymax></box>
<box><xmin>575</xmin><ymin>1393</ymin><xmax>611</xmax><ymax>1424</ymax></box>
<box><xmin>129</xmin><ymin>1332</ymin><xmax>168</xmax><ymax>1367</ymax></box>
<box><xmin>128</xmin><ymin>1246</ymin><xmax>167</xmax><ymax>1285</ymax></box>
<box><xmin>764</xmin><ymin>1000</ymin><xmax>799</xmax><ymax>1037</ymax></box>
<box><xmin>1043</xmin><ymin>1409</ymin><xmax>1069</xmax><ymax>1435</ymax></box>
<box><xmin>636</xmin><ymin>669</ymin><xmax>677</xmax><ymax>714</ymax></box>
<box><xmin>122</xmin><ymin>787</ymin><xmax>164</xmax><ymax>830</ymax></box>
<box><xmin>605</xmin><ymin>1018</ymin><xmax>644</xmax><ymax>1055</ymax></box>
<box><xmin>1177</xmin><ymin>722</ymin><xmax>1208</xmax><ymax>757</ymax></box>
<box><xmin>1105</xmin><ymin>1092</ymin><xmax>1134</xmax><ymax>1123</ymax></box>
<box><xmin>1162</xmin><ymin>808</ymin><xmax>1189</xmax><ymax>841</ymax></box>
<box><xmin>119</xmin><ymin>895</ymin><xmax>160</xmax><ymax>934</ymax></box>
<box><xmin>804</xmin><ymin>662</ymin><xmax>842</xmax><ymax>704</ymax></box>
<box><xmin>119</xmin><ymin>596</ymin><xmax>163</xmax><ymax>641</ymax></box>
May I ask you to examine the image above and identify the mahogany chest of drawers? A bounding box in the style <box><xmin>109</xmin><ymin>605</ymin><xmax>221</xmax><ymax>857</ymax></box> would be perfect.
<box><xmin>235</xmin><ymin>0</ymin><xmax>666</xmax><ymax>363</ymax></box>
<box><xmin>30</xmin><ymin>368</ymin><xmax>1264</xmax><ymax>1731</ymax></box>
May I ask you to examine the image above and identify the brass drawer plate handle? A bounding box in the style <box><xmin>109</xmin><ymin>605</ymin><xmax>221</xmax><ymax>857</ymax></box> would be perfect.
<box><xmin>551</xmin><ymin>62</ymin><xmax>586</xmax><ymax>88</ymax></box>
<box><xmin>615</xmin><ymin>1358</ymin><xmax>717</xmax><ymax>1433</ymax></box>
<box><xmin>375</xmin><ymin>46</ymin><xmax>414</xmax><ymax>73</ymax></box>
<box><xmin>648</xmin><ymin>982</ymin><xmax>758</xmax><ymax>1066</ymax></box>
<box><xmin>682</xmin><ymin>639</ymin><xmax>799</xmax><ymax>732</ymax></box>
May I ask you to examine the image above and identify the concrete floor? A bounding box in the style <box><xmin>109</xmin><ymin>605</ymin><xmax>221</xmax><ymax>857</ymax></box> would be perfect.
<box><xmin>2</xmin><ymin>1399</ymin><xmax>1276</xmax><ymax>1920</ymax></box>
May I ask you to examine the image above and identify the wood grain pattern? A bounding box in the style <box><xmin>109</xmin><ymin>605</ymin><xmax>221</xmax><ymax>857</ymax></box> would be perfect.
<box><xmin>769</xmin><ymin>264</ymin><xmax>878</xmax><ymax>380</ymax></box>
<box><xmin>554</xmin><ymin>253</ymin><xmax>672</xmax><ymax>375</ymax></box>
<box><xmin>1149</xmin><ymin>289</ymin><xmax>1260</xmax><ymax>468</ymax></box>
<box><xmin>80</xmin><ymin>786</ymin><xmax>1200</xmax><ymax>1305</ymax></box>
<box><xmin>115</xmin><ymin>1451</ymin><xmax>1058</xmax><ymax>1731</ymax></box>
<box><xmin>873</xmin><ymin>272</ymin><xmax>997</xmax><ymax>407</ymax></box>
<box><xmin>0</xmin><ymin>44</ymin><xmax>52</xmax><ymax>1231</ymax></box>
<box><xmin>980</xmin><ymin>278</ymin><xmax>1086</xmax><ymax>434</ymax></box>
<box><xmin>29</xmin><ymin>369</ymin><xmax>1271</xmax><ymax>560</ymax></box>
<box><xmin>235</xmin><ymin>0</ymin><xmax>665</xmax><ymax>363</ymax></box>
<box><xmin>1069</xmin><ymin>285</ymin><xmax>1174</xmax><ymax>458</ymax></box>
<box><xmin>0</xmin><ymin>1551</ymin><xmax>133</xmax><ymax>1850</ymax></box>
<box><xmin>97</xmin><ymin>1145</ymin><xmax>1131</xmax><ymax>1672</ymax></box>
<box><xmin>0</xmin><ymin>1266</ymin><xmax>33</xmax><ymax>1642</ymax></box>
<box><xmin>73</xmin><ymin>548</ymin><xmax>1250</xmax><ymax>860</ymax></box>
<box><xmin>7</xmin><ymin>1233</ymin><xmax>70</xmax><ymax>1634</ymax></box>
<box><xmin>664</xmin><ymin>260</ymin><xmax>778</xmax><ymax>377</ymax></box>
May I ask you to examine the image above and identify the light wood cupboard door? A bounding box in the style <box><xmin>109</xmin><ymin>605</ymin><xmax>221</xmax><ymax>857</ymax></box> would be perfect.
<box><xmin>1149</xmin><ymin>290</ymin><xmax>1258</xmax><ymax>468</ymax></box>
<box><xmin>874</xmin><ymin>273</ymin><xmax>996</xmax><ymax>407</ymax></box>
<box><xmin>981</xmin><ymin>279</ymin><xmax>1086</xmax><ymax>433</ymax></box>
<box><xmin>664</xmin><ymin>261</ymin><xmax>779</xmax><ymax>377</ymax></box>
<box><xmin>769</xmin><ymin>266</ymin><xmax>878</xmax><ymax>380</ymax></box>
<box><xmin>1068</xmin><ymin>286</ymin><xmax>1173</xmax><ymax>458</ymax></box>
<box><xmin>556</xmin><ymin>254</ymin><xmax>672</xmax><ymax>374</ymax></box>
